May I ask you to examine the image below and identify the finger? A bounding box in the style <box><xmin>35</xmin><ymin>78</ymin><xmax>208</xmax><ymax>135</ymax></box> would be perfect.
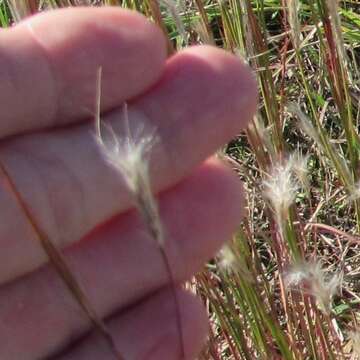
<box><xmin>56</xmin><ymin>288</ymin><xmax>207</xmax><ymax>360</ymax></box>
<box><xmin>0</xmin><ymin>46</ymin><xmax>256</xmax><ymax>283</ymax></box>
<box><xmin>0</xmin><ymin>7</ymin><xmax>166</xmax><ymax>137</ymax></box>
<box><xmin>0</xmin><ymin>159</ymin><xmax>242</xmax><ymax>359</ymax></box>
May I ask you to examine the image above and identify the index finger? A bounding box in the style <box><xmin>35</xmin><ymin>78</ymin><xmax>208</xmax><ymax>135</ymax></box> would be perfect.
<box><xmin>0</xmin><ymin>7</ymin><xmax>166</xmax><ymax>137</ymax></box>
<box><xmin>0</xmin><ymin>46</ymin><xmax>257</xmax><ymax>284</ymax></box>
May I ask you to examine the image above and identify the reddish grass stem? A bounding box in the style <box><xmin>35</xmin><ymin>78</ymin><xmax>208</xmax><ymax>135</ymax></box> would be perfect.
<box><xmin>0</xmin><ymin>162</ymin><xmax>124</xmax><ymax>360</ymax></box>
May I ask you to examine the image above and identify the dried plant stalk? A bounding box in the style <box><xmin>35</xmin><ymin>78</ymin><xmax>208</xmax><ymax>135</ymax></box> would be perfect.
<box><xmin>147</xmin><ymin>0</ymin><xmax>175</xmax><ymax>55</ymax></box>
<box><xmin>96</xmin><ymin>101</ymin><xmax>186</xmax><ymax>358</ymax></box>
<box><xmin>0</xmin><ymin>163</ymin><xmax>124</xmax><ymax>359</ymax></box>
<box><xmin>286</xmin><ymin>0</ymin><xmax>301</xmax><ymax>50</ymax></box>
<box><xmin>193</xmin><ymin>0</ymin><xmax>214</xmax><ymax>45</ymax></box>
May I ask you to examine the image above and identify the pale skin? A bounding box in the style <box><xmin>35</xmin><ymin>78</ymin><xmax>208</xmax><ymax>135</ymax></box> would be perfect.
<box><xmin>0</xmin><ymin>7</ymin><xmax>257</xmax><ymax>359</ymax></box>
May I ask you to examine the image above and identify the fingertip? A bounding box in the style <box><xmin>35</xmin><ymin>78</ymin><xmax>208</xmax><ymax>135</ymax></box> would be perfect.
<box><xmin>165</xmin><ymin>45</ymin><xmax>258</xmax><ymax>131</ymax></box>
<box><xmin>143</xmin><ymin>289</ymin><xmax>209</xmax><ymax>360</ymax></box>
<box><xmin>179</xmin><ymin>290</ymin><xmax>209</xmax><ymax>360</ymax></box>
<box><xmin>161</xmin><ymin>157</ymin><xmax>245</xmax><ymax>280</ymax></box>
<box><xmin>0</xmin><ymin>7</ymin><xmax>167</xmax><ymax>137</ymax></box>
<box><xmin>53</xmin><ymin>288</ymin><xmax>208</xmax><ymax>360</ymax></box>
<box><xmin>135</xmin><ymin>45</ymin><xmax>258</xmax><ymax>188</ymax></box>
<box><xmin>24</xmin><ymin>7</ymin><xmax>167</xmax><ymax>66</ymax></box>
<box><xmin>186</xmin><ymin>45</ymin><xmax>258</xmax><ymax>127</ymax></box>
<box><xmin>24</xmin><ymin>7</ymin><xmax>168</xmax><ymax>115</ymax></box>
<box><xmin>203</xmin><ymin>156</ymin><xmax>246</xmax><ymax>223</ymax></box>
<box><xmin>194</xmin><ymin>157</ymin><xmax>246</xmax><ymax>240</ymax></box>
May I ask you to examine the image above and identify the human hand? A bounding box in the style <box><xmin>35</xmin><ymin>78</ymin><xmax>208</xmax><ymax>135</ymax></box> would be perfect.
<box><xmin>0</xmin><ymin>7</ymin><xmax>257</xmax><ymax>359</ymax></box>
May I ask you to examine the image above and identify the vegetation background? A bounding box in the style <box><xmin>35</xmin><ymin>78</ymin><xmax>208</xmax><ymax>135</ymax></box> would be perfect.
<box><xmin>2</xmin><ymin>0</ymin><xmax>360</xmax><ymax>358</ymax></box>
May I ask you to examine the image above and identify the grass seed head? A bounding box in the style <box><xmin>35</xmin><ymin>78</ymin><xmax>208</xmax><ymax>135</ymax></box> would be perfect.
<box><xmin>218</xmin><ymin>245</ymin><xmax>237</xmax><ymax>271</ymax></box>
<box><xmin>286</xmin><ymin>102</ymin><xmax>320</xmax><ymax>145</ymax></box>
<box><xmin>218</xmin><ymin>245</ymin><xmax>254</xmax><ymax>283</ymax></box>
<box><xmin>289</xmin><ymin>150</ymin><xmax>309</xmax><ymax>190</ymax></box>
<box><xmin>346</xmin><ymin>181</ymin><xmax>360</xmax><ymax>203</ymax></box>
<box><xmin>263</xmin><ymin>161</ymin><xmax>298</xmax><ymax>225</ymax></box>
<box><xmin>285</xmin><ymin>261</ymin><xmax>342</xmax><ymax>314</ymax></box>
<box><xmin>96</xmin><ymin>104</ymin><xmax>164</xmax><ymax>245</ymax></box>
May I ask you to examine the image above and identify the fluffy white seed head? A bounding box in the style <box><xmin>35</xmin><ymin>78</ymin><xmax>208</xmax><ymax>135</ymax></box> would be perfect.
<box><xmin>96</xmin><ymin>104</ymin><xmax>164</xmax><ymax>246</ymax></box>
<box><xmin>284</xmin><ymin>261</ymin><xmax>342</xmax><ymax>314</ymax></box>
<box><xmin>263</xmin><ymin>162</ymin><xmax>298</xmax><ymax>225</ymax></box>
<box><xmin>218</xmin><ymin>245</ymin><xmax>237</xmax><ymax>271</ymax></box>
<box><xmin>287</xmin><ymin>102</ymin><xmax>320</xmax><ymax>144</ymax></box>
<box><xmin>347</xmin><ymin>181</ymin><xmax>360</xmax><ymax>203</ymax></box>
<box><xmin>289</xmin><ymin>150</ymin><xmax>309</xmax><ymax>190</ymax></box>
<box><xmin>98</xmin><ymin>122</ymin><xmax>154</xmax><ymax>194</ymax></box>
<box><xmin>218</xmin><ymin>245</ymin><xmax>254</xmax><ymax>283</ymax></box>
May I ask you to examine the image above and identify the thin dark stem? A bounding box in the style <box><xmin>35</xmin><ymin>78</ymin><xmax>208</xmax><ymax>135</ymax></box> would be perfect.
<box><xmin>158</xmin><ymin>245</ymin><xmax>185</xmax><ymax>359</ymax></box>
<box><xmin>135</xmin><ymin>188</ymin><xmax>185</xmax><ymax>358</ymax></box>
<box><xmin>0</xmin><ymin>162</ymin><xmax>124</xmax><ymax>360</ymax></box>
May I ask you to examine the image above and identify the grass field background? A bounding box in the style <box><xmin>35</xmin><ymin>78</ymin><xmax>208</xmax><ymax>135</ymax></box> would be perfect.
<box><xmin>3</xmin><ymin>0</ymin><xmax>360</xmax><ymax>358</ymax></box>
